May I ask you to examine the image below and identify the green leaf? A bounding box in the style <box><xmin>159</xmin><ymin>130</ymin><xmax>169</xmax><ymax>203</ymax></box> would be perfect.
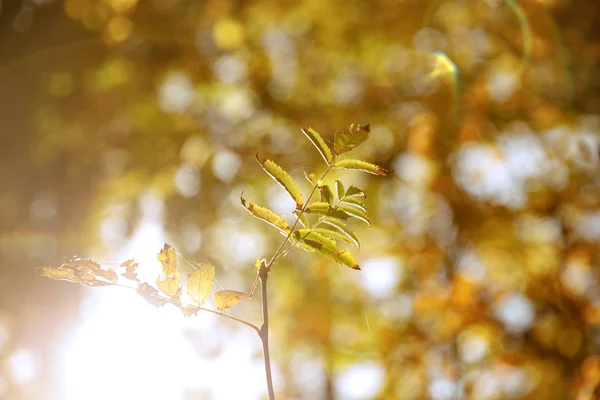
<box><xmin>333</xmin><ymin>123</ymin><xmax>370</xmax><ymax>155</ymax></box>
<box><xmin>294</xmin><ymin>210</ymin><xmax>311</xmax><ymax>228</ymax></box>
<box><xmin>301</xmin><ymin>127</ymin><xmax>333</xmax><ymax>164</ymax></box>
<box><xmin>241</xmin><ymin>195</ymin><xmax>290</xmax><ymax>235</ymax></box>
<box><xmin>333</xmin><ymin>159</ymin><xmax>390</xmax><ymax>176</ymax></box>
<box><xmin>295</xmin><ymin>230</ymin><xmax>360</xmax><ymax>270</ymax></box>
<box><xmin>214</xmin><ymin>290</ymin><xmax>248</xmax><ymax>312</ymax></box>
<box><xmin>256</xmin><ymin>155</ymin><xmax>304</xmax><ymax>208</ymax></box>
<box><xmin>186</xmin><ymin>261</ymin><xmax>215</xmax><ymax>306</ymax></box>
<box><xmin>338</xmin><ymin>204</ymin><xmax>371</xmax><ymax>226</ymax></box>
<box><xmin>335</xmin><ymin>180</ymin><xmax>345</xmax><ymax>200</ymax></box>
<box><xmin>320</xmin><ymin>185</ymin><xmax>334</xmax><ymax>205</ymax></box>
<box><xmin>341</xmin><ymin>197</ymin><xmax>367</xmax><ymax>212</ymax></box>
<box><xmin>345</xmin><ymin>185</ymin><xmax>366</xmax><ymax>197</ymax></box>
<box><xmin>320</xmin><ymin>217</ymin><xmax>360</xmax><ymax>248</ymax></box>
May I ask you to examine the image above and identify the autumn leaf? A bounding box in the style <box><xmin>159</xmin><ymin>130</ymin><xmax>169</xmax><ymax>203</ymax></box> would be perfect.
<box><xmin>214</xmin><ymin>290</ymin><xmax>248</xmax><ymax>312</ymax></box>
<box><xmin>120</xmin><ymin>259</ymin><xmax>140</xmax><ymax>282</ymax></box>
<box><xmin>241</xmin><ymin>195</ymin><xmax>291</xmax><ymax>234</ymax></box>
<box><xmin>333</xmin><ymin>159</ymin><xmax>390</xmax><ymax>176</ymax></box>
<box><xmin>335</xmin><ymin>180</ymin><xmax>345</xmax><ymax>200</ymax></box>
<box><xmin>137</xmin><ymin>283</ymin><xmax>169</xmax><ymax>307</ymax></box>
<box><xmin>39</xmin><ymin>267</ymin><xmax>75</xmax><ymax>281</ymax></box>
<box><xmin>333</xmin><ymin>123</ymin><xmax>370</xmax><ymax>155</ymax></box>
<box><xmin>345</xmin><ymin>185</ymin><xmax>366</xmax><ymax>197</ymax></box>
<box><xmin>186</xmin><ymin>261</ymin><xmax>215</xmax><ymax>306</ymax></box>
<box><xmin>156</xmin><ymin>243</ymin><xmax>181</xmax><ymax>298</ymax></box>
<box><xmin>301</xmin><ymin>127</ymin><xmax>333</xmax><ymax>164</ymax></box>
<box><xmin>256</xmin><ymin>155</ymin><xmax>304</xmax><ymax>208</ymax></box>
<box><xmin>320</xmin><ymin>184</ymin><xmax>334</xmax><ymax>205</ymax></box>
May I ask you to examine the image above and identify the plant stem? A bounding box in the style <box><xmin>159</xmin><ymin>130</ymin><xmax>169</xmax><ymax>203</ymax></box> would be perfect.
<box><xmin>259</xmin><ymin>263</ymin><xmax>276</xmax><ymax>400</ymax></box>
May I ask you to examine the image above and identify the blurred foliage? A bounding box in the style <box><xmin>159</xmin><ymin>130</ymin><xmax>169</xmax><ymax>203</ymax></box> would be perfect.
<box><xmin>1</xmin><ymin>0</ymin><xmax>600</xmax><ymax>399</ymax></box>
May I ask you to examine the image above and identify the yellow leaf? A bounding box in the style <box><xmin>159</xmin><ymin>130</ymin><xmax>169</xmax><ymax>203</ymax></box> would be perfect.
<box><xmin>333</xmin><ymin>123</ymin><xmax>370</xmax><ymax>155</ymax></box>
<box><xmin>214</xmin><ymin>290</ymin><xmax>248</xmax><ymax>312</ymax></box>
<box><xmin>158</xmin><ymin>243</ymin><xmax>177</xmax><ymax>276</ymax></box>
<box><xmin>256</xmin><ymin>155</ymin><xmax>304</xmax><ymax>208</ymax></box>
<box><xmin>39</xmin><ymin>267</ymin><xmax>75</xmax><ymax>281</ymax></box>
<box><xmin>186</xmin><ymin>261</ymin><xmax>215</xmax><ymax>306</ymax></box>
<box><xmin>301</xmin><ymin>127</ymin><xmax>333</xmax><ymax>164</ymax></box>
<box><xmin>156</xmin><ymin>272</ymin><xmax>181</xmax><ymax>298</ymax></box>
<box><xmin>333</xmin><ymin>159</ymin><xmax>390</xmax><ymax>176</ymax></box>
<box><xmin>137</xmin><ymin>283</ymin><xmax>168</xmax><ymax>307</ymax></box>
<box><xmin>241</xmin><ymin>195</ymin><xmax>290</xmax><ymax>235</ymax></box>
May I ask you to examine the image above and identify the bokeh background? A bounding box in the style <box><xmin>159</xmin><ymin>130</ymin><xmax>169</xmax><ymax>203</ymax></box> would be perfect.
<box><xmin>1</xmin><ymin>0</ymin><xmax>600</xmax><ymax>399</ymax></box>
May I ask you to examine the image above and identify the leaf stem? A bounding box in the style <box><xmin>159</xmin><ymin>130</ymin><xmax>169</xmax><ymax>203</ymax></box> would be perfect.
<box><xmin>259</xmin><ymin>262</ymin><xmax>276</xmax><ymax>400</ymax></box>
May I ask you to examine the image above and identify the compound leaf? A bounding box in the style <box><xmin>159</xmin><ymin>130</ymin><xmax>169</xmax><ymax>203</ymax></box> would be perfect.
<box><xmin>295</xmin><ymin>230</ymin><xmax>360</xmax><ymax>270</ymax></box>
<box><xmin>241</xmin><ymin>195</ymin><xmax>290</xmax><ymax>235</ymax></box>
<box><xmin>186</xmin><ymin>261</ymin><xmax>215</xmax><ymax>306</ymax></box>
<box><xmin>338</xmin><ymin>205</ymin><xmax>371</xmax><ymax>226</ymax></box>
<box><xmin>301</xmin><ymin>127</ymin><xmax>333</xmax><ymax>164</ymax></box>
<box><xmin>333</xmin><ymin>159</ymin><xmax>390</xmax><ymax>176</ymax></box>
<box><xmin>214</xmin><ymin>290</ymin><xmax>248</xmax><ymax>312</ymax></box>
<box><xmin>333</xmin><ymin>123</ymin><xmax>370</xmax><ymax>155</ymax></box>
<box><xmin>256</xmin><ymin>155</ymin><xmax>303</xmax><ymax>208</ymax></box>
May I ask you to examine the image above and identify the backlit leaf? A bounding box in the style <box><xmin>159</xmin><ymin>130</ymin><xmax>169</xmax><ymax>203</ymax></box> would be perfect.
<box><xmin>157</xmin><ymin>244</ymin><xmax>181</xmax><ymax>298</ymax></box>
<box><xmin>320</xmin><ymin>185</ymin><xmax>334</xmax><ymax>205</ymax></box>
<box><xmin>214</xmin><ymin>290</ymin><xmax>248</xmax><ymax>312</ymax></box>
<box><xmin>333</xmin><ymin>123</ymin><xmax>370</xmax><ymax>155</ymax></box>
<box><xmin>335</xmin><ymin>180</ymin><xmax>345</xmax><ymax>200</ymax></box>
<box><xmin>120</xmin><ymin>259</ymin><xmax>139</xmax><ymax>282</ymax></box>
<box><xmin>341</xmin><ymin>197</ymin><xmax>367</xmax><ymax>212</ymax></box>
<box><xmin>319</xmin><ymin>217</ymin><xmax>360</xmax><ymax>247</ymax></box>
<box><xmin>294</xmin><ymin>210</ymin><xmax>311</xmax><ymax>228</ymax></box>
<box><xmin>241</xmin><ymin>195</ymin><xmax>291</xmax><ymax>234</ymax></box>
<box><xmin>338</xmin><ymin>204</ymin><xmax>371</xmax><ymax>226</ymax></box>
<box><xmin>256</xmin><ymin>155</ymin><xmax>303</xmax><ymax>208</ymax></box>
<box><xmin>302</xmin><ymin>167</ymin><xmax>318</xmax><ymax>186</ymax></box>
<box><xmin>137</xmin><ymin>283</ymin><xmax>169</xmax><ymax>307</ymax></box>
<box><xmin>39</xmin><ymin>267</ymin><xmax>75</xmax><ymax>282</ymax></box>
<box><xmin>186</xmin><ymin>261</ymin><xmax>215</xmax><ymax>306</ymax></box>
<box><xmin>309</xmin><ymin>228</ymin><xmax>357</xmax><ymax>246</ymax></box>
<box><xmin>301</xmin><ymin>127</ymin><xmax>333</xmax><ymax>164</ymax></box>
<box><xmin>345</xmin><ymin>185</ymin><xmax>366</xmax><ymax>197</ymax></box>
<box><xmin>295</xmin><ymin>230</ymin><xmax>360</xmax><ymax>270</ymax></box>
<box><xmin>305</xmin><ymin>202</ymin><xmax>349</xmax><ymax>220</ymax></box>
<box><xmin>333</xmin><ymin>159</ymin><xmax>390</xmax><ymax>176</ymax></box>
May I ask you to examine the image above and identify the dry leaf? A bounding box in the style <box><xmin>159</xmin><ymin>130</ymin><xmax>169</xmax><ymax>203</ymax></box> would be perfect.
<box><xmin>214</xmin><ymin>290</ymin><xmax>248</xmax><ymax>312</ymax></box>
<box><xmin>186</xmin><ymin>261</ymin><xmax>215</xmax><ymax>306</ymax></box>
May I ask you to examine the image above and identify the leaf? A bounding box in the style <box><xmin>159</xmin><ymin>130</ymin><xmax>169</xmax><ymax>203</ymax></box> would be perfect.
<box><xmin>137</xmin><ymin>283</ymin><xmax>169</xmax><ymax>307</ymax></box>
<box><xmin>309</xmin><ymin>228</ymin><xmax>358</xmax><ymax>246</ymax></box>
<box><xmin>180</xmin><ymin>306</ymin><xmax>199</xmax><ymax>317</ymax></box>
<box><xmin>333</xmin><ymin>123</ymin><xmax>370</xmax><ymax>155</ymax></box>
<box><xmin>294</xmin><ymin>210</ymin><xmax>311</xmax><ymax>228</ymax></box>
<box><xmin>305</xmin><ymin>202</ymin><xmax>349</xmax><ymax>220</ymax></box>
<box><xmin>186</xmin><ymin>261</ymin><xmax>215</xmax><ymax>306</ymax></box>
<box><xmin>335</xmin><ymin>180</ymin><xmax>345</xmax><ymax>200</ymax></box>
<box><xmin>333</xmin><ymin>159</ymin><xmax>390</xmax><ymax>176</ymax></box>
<box><xmin>319</xmin><ymin>217</ymin><xmax>360</xmax><ymax>247</ymax></box>
<box><xmin>338</xmin><ymin>204</ymin><xmax>371</xmax><ymax>226</ymax></box>
<box><xmin>345</xmin><ymin>185</ymin><xmax>366</xmax><ymax>197</ymax></box>
<box><xmin>214</xmin><ymin>290</ymin><xmax>248</xmax><ymax>312</ymax></box>
<box><xmin>302</xmin><ymin>167</ymin><xmax>318</xmax><ymax>186</ymax></box>
<box><xmin>241</xmin><ymin>195</ymin><xmax>291</xmax><ymax>235</ymax></box>
<box><xmin>295</xmin><ymin>230</ymin><xmax>360</xmax><ymax>270</ymax></box>
<box><xmin>301</xmin><ymin>127</ymin><xmax>333</xmax><ymax>164</ymax></box>
<box><xmin>156</xmin><ymin>244</ymin><xmax>181</xmax><ymax>298</ymax></box>
<box><xmin>320</xmin><ymin>185</ymin><xmax>334</xmax><ymax>205</ymax></box>
<box><xmin>120</xmin><ymin>259</ymin><xmax>140</xmax><ymax>282</ymax></box>
<box><xmin>341</xmin><ymin>197</ymin><xmax>367</xmax><ymax>212</ymax></box>
<box><xmin>256</xmin><ymin>155</ymin><xmax>304</xmax><ymax>208</ymax></box>
<box><xmin>39</xmin><ymin>267</ymin><xmax>75</xmax><ymax>282</ymax></box>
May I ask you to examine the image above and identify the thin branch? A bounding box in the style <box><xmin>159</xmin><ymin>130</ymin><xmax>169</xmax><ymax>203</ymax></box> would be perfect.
<box><xmin>259</xmin><ymin>264</ymin><xmax>276</xmax><ymax>400</ymax></box>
